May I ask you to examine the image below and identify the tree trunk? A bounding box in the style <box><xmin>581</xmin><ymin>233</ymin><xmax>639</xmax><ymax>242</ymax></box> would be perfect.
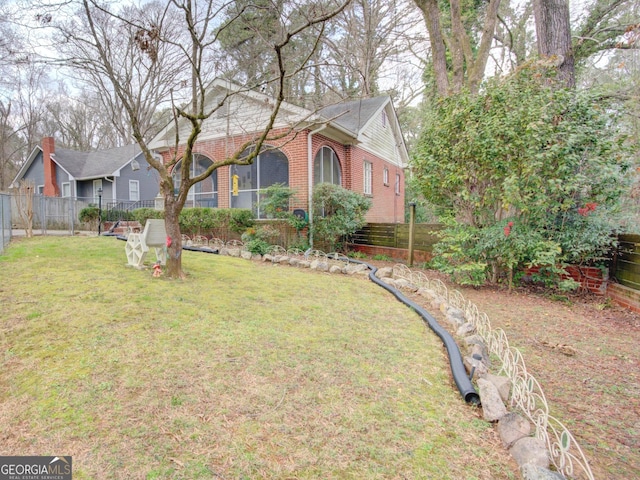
<box><xmin>163</xmin><ymin>191</ymin><xmax>184</xmax><ymax>279</ymax></box>
<box><xmin>415</xmin><ymin>0</ymin><xmax>450</xmax><ymax>96</ymax></box>
<box><xmin>533</xmin><ymin>0</ymin><xmax>575</xmax><ymax>88</ymax></box>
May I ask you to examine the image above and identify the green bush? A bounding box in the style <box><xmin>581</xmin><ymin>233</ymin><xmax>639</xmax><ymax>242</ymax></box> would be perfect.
<box><xmin>179</xmin><ymin>208</ymin><xmax>217</xmax><ymax>237</ymax></box>
<box><xmin>131</xmin><ymin>208</ymin><xmax>164</xmax><ymax>226</ymax></box>
<box><xmin>229</xmin><ymin>209</ymin><xmax>255</xmax><ymax>234</ymax></box>
<box><xmin>412</xmin><ymin>64</ymin><xmax>634</xmax><ymax>287</ymax></box>
<box><xmin>79</xmin><ymin>205</ymin><xmax>100</xmax><ymax>230</ymax></box>
<box><xmin>312</xmin><ymin>183</ymin><xmax>371</xmax><ymax>252</ymax></box>
<box><xmin>102</xmin><ymin>209</ymin><xmax>133</xmax><ymax>222</ymax></box>
<box><xmin>244</xmin><ymin>238</ymin><xmax>271</xmax><ymax>255</ymax></box>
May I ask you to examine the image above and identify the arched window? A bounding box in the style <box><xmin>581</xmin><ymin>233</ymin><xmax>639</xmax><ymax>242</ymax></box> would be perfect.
<box><xmin>230</xmin><ymin>147</ymin><xmax>289</xmax><ymax>218</ymax></box>
<box><xmin>172</xmin><ymin>154</ymin><xmax>218</xmax><ymax>207</ymax></box>
<box><xmin>314</xmin><ymin>146</ymin><xmax>341</xmax><ymax>185</ymax></box>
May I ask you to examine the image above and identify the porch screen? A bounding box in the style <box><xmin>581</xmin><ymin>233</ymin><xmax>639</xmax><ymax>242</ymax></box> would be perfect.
<box><xmin>231</xmin><ymin>147</ymin><xmax>289</xmax><ymax>218</ymax></box>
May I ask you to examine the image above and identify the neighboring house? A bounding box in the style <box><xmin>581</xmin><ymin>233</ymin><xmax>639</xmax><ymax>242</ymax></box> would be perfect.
<box><xmin>11</xmin><ymin>137</ymin><xmax>160</xmax><ymax>207</ymax></box>
<box><xmin>149</xmin><ymin>79</ymin><xmax>409</xmax><ymax>223</ymax></box>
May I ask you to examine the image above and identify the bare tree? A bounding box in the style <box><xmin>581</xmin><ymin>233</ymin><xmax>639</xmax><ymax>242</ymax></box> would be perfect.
<box><xmin>15</xmin><ymin>179</ymin><xmax>34</xmax><ymax>237</ymax></box>
<box><xmin>53</xmin><ymin>0</ymin><xmax>349</xmax><ymax>278</ymax></box>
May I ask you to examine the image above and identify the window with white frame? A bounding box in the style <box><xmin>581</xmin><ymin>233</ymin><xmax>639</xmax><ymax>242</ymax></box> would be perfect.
<box><xmin>381</xmin><ymin>110</ymin><xmax>387</xmax><ymax>128</ymax></box>
<box><xmin>62</xmin><ymin>182</ymin><xmax>71</xmax><ymax>197</ymax></box>
<box><xmin>129</xmin><ymin>180</ymin><xmax>140</xmax><ymax>201</ymax></box>
<box><xmin>364</xmin><ymin>161</ymin><xmax>372</xmax><ymax>195</ymax></box>
<box><xmin>37</xmin><ymin>185</ymin><xmax>44</xmax><ymax>195</ymax></box>
<box><xmin>395</xmin><ymin>173</ymin><xmax>401</xmax><ymax>195</ymax></box>
<box><xmin>383</xmin><ymin>167</ymin><xmax>389</xmax><ymax>186</ymax></box>
<box><xmin>314</xmin><ymin>146</ymin><xmax>342</xmax><ymax>185</ymax></box>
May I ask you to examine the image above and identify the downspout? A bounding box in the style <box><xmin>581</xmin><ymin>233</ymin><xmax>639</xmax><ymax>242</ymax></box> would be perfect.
<box><xmin>307</xmin><ymin>125</ymin><xmax>326</xmax><ymax>248</ymax></box>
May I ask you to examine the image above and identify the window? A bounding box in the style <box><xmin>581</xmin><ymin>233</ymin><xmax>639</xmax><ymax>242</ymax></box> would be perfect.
<box><xmin>383</xmin><ymin>167</ymin><xmax>389</xmax><ymax>186</ymax></box>
<box><xmin>37</xmin><ymin>185</ymin><xmax>44</xmax><ymax>195</ymax></box>
<box><xmin>61</xmin><ymin>182</ymin><xmax>71</xmax><ymax>198</ymax></box>
<box><xmin>314</xmin><ymin>146</ymin><xmax>341</xmax><ymax>185</ymax></box>
<box><xmin>129</xmin><ymin>180</ymin><xmax>140</xmax><ymax>201</ymax></box>
<box><xmin>172</xmin><ymin>154</ymin><xmax>218</xmax><ymax>207</ymax></box>
<box><xmin>395</xmin><ymin>173</ymin><xmax>401</xmax><ymax>195</ymax></box>
<box><xmin>364</xmin><ymin>161</ymin><xmax>372</xmax><ymax>195</ymax></box>
<box><xmin>381</xmin><ymin>110</ymin><xmax>387</xmax><ymax>128</ymax></box>
<box><xmin>231</xmin><ymin>147</ymin><xmax>289</xmax><ymax>218</ymax></box>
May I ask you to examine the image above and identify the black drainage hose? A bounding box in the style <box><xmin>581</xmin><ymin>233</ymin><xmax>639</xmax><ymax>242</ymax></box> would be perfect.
<box><xmin>348</xmin><ymin>258</ymin><xmax>480</xmax><ymax>406</ymax></box>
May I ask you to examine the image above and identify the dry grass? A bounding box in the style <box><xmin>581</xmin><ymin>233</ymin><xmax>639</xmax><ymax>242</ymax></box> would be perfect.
<box><xmin>0</xmin><ymin>237</ymin><xmax>517</xmax><ymax>479</ymax></box>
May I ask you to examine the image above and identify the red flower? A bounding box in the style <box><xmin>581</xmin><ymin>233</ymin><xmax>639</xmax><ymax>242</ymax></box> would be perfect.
<box><xmin>504</xmin><ymin>226</ymin><xmax>511</xmax><ymax>237</ymax></box>
<box><xmin>585</xmin><ymin>202</ymin><xmax>597</xmax><ymax>211</ymax></box>
<box><xmin>507</xmin><ymin>221</ymin><xmax>514</xmax><ymax>227</ymax></box>
<box><xmin>578</xmin><ymin>207</ymin><xmax>588</xmax><ymax>216</ymax></box>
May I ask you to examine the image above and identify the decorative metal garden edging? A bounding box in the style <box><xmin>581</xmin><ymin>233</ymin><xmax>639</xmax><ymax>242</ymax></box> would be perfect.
<box><xmin>390</xmin><ymin>264</ymin><xmax>595</xmax><ymax>480</ymax></box>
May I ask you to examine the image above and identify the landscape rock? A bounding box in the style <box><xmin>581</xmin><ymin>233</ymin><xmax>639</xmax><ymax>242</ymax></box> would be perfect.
<box><xmin>228</xmin><ymin>248</ymin><xmax>241</xmax><ymax>257</ymax></box>
<box><xmin>417</xmin><ymin>287</ymin><xmax>436</xmax><ymax>299</ymax></box>
<box><xmin>219</xmin><ymin>247</ymin><xmax>229</xmax><ymax>256</ymax></box>
<box><xmin>497</xmin><ymin>412</ymin><xmax>531</xmax><ymax>448</ymax></box>
<box><xmin>465</xmin><ymin>355</ymin><xmax>488</xmax><ymax>379</ymax></box>
<box><xmin>477</xmin><ymin>377</ymin><xmax>508</xmax><ymax>422</ymax></box>
<box><xmin>380</xmin><ymin>277</ymin><xmax>397</xmax><ymax>287</ymax></box>
<box><xmin>376</xmin><ymin>267</ymin><xmax>393</xmax><ymax>278</ymax></box>
<box><xmin>394</xmin><ymin>278</ymin><xmax>418</xmax><ymax>292</ymax></box>
<box><xmin>289</xmin><ymin>258</ymin><xmax>299</xmax><ymax>266</ymax></box>
<box><xmin>329</xmin><ymin>265</ymin><xmax>343</xmax><ymax>274</ymax></box>
<box><xmin>521</xmin><ymin>464</ymin><xmax>566</xmax><ymax>480</ymax></box>
<box><xmin>310</xmin><ymin>260</ymin><xmax>329</xmax><ymax>272</ymax></box>
<box><xmin>446</xmin><ymin>306</ymin><xmax>465</xmax><ymax>326</ymax></box>
<box><xmin>484</xmin><ymin>373</ymin><xmax>511</xmax><ymax>403</ymax></box>
<box><xmin>464</xmin><ymin>334</ymin><xmax>485</xmax><ymax>348</ymax></box>
<box><xmin>471</xmin><ymin>343</ymin><xmax>490</xmax><ymax>367</ymax></box>
<box><xmin>345</xmin><ymin>263</ymin><xmax>368</xmax><ymax>275</ymax></box>
<box><xmin>241</xmin><ymin>251</ymin><xmax>252</xmax><ymax>260</ymax></box>
<box><xmin>262</xmin><ymin>254</ymin><xmax>273</xmax><ymax>262</ymax></box>
<box><xmin>298</xmin><ymin>260</ymin><xmax>311</xmax><ymax>269</ymax></box>
<box><xmin>457</xmin><ymin>322</ymin><xmax>476</xmax><ymax>337</ymax></box>
<box><xmin>509</xmin><ymin>437</ymin><xmax>549</xmax><ymax>468</ymax></box>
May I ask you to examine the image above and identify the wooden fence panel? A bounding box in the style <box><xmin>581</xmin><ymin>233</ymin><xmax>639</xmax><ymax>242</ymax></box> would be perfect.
<box><xmin>352</xmin><ymin>223</ymin><xmax>443</xmax><ymax>251</ymax></box>
<box><xmin>614</xmin><ymin>234</ymin><xmax>640</xmax><ymax>290</ymax></box>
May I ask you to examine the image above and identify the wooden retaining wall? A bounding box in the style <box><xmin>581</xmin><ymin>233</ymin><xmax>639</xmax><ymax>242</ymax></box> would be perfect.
<box><xmin>351</xmin><ymin>223</ymin><xmax>443</xmax><ymax>252</ymax></box>
<box><xmin>612</xmin><ymin>234</ymin><xmax>640</xmax><ymax>291</ymax></box>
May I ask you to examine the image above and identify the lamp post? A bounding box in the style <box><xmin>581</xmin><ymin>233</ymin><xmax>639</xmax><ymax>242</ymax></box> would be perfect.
<box><xmin>97</xmin><ymin>187</ymin><xmax>103</xmax><ymax>235</ymax></box>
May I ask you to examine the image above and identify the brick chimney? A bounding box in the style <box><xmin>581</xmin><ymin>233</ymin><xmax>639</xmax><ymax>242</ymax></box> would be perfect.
<box><xmin>42</xmin><ymin>137</ymin><xmax>59</xmax><ymax>196</ymax></box>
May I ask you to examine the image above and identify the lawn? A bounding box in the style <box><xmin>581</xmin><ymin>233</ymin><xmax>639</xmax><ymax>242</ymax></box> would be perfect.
<box><xmin>0</xmin><ymin>236</ymin><xmax>517</xmax><ymax>479</ymax></box>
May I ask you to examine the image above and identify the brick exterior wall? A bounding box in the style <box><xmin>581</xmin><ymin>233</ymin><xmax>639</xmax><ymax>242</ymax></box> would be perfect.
<box><xmin>42</xmin><ymin>137</ymin><xmax>59</xmax><ymax>197</ymax></box>
<box><xmin>160</xmin><ymin>127</ymin><xmax>405</xmax><ymax>223</ymax></box>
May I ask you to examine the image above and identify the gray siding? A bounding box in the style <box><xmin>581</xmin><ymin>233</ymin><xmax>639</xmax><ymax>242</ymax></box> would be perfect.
<box><xmin>115</xmin><ymin>153</ymin><xmax>159</xmax><ymax>201</ymax></box>
<box><xmin>21</xmin><ymin>153</ymin><xmax>45</xmax><ymax>189</ymax></box>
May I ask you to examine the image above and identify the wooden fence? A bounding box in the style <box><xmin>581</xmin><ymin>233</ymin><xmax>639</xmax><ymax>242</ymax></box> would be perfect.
<box><xmin>612</xmin><ymin>234</ymin><xmax>640</xmax><ymax>290</ymax></box>
<box><xmin>351</xmin><ymin>223</ymin><xmax>443</xmax><ymax>252</ymax></box>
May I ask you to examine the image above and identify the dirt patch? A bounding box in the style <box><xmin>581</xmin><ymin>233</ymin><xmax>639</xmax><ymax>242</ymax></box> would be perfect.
<box><xmin>367</xmin><ymin>257</ymin><xmax>640</xmax><ymax>480</ymax></box>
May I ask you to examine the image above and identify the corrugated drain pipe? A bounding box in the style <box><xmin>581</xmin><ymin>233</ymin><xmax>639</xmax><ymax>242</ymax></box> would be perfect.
<box><xmin>348</xmin><ymin>257</ymin><xmax>481</xmax><ymax>405</ymax></box>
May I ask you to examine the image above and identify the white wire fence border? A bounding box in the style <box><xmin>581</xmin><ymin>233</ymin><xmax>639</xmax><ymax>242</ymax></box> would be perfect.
<box><xmin>390</xmin><ymin>264</ymin><xmax>595</xmax><ymax>480</ymax></box>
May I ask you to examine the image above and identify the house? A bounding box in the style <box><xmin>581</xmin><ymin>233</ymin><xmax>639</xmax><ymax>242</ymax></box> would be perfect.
<box><xmin>10</xmin><ymin>137</ymin><xmax>160</xmax><ymax>208</ymax></box>
<box><xmin>149</xmin><ymin>79</ymin><xmax>409</xmax><ymax>223</ymax></box>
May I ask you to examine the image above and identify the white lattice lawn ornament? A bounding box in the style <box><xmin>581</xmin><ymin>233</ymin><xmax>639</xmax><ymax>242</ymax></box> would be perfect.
<box><xmin>125</xmin><ymin>219</ymin><xmax>167</xmax><ymax>268</ymax></box>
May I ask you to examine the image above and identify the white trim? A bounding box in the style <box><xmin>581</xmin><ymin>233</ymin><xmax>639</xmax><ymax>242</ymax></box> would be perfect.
<box><xmin>61</xmin><ymin>182</ymin><xmax>71</xmax><ymax>197</ymax></box>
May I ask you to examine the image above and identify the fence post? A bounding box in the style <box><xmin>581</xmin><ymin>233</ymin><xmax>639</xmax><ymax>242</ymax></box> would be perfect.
<box><xmin>408</xmin><ymin>202</ymin><xmax>416</xmax><ymax>267</ymax></box>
